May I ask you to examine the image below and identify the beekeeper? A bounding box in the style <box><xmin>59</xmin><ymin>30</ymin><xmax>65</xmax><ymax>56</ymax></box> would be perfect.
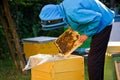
<box><xmin>39</xmin><ymin>0</ymin><xmax>115</xmax><ymax>80</ymax></box>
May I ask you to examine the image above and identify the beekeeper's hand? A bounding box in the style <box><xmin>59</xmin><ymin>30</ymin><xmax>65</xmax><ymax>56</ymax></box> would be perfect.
<box><xmin>78</xmin><ymin>34</ymin><xmax>88</xmax><ymax>43</ymax></box>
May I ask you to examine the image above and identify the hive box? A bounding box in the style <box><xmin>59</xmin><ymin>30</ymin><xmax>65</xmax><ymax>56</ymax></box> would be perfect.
<box><xmin>107</xmin><ymin>42</ymin><xmax>120</xmax><ymax>53</ymax></box>
<box><xmin>31</xmin><ymin>55</ymin><xmax>84</xmax><ymax>80</ymax></box>
<box><xmin>22</xmin><ymin>36</ymin><xmax>59</xmax><ymax>58</ymax></box>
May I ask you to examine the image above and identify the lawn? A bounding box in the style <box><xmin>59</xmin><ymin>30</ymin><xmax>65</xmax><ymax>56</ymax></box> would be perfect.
<box><xmin>0</xmin><ymin>54</ymin><xmax>119</xmax><ymax>80</ymax></box>
<box><xmin>0</xmin><ymin>58</ymin><xmax>30</xmax><ymax>80</ymax></box>
<box><xmin>84</xmin><ymin>54</ymin><xmax>120</xmax><ymax>80</ymax></box>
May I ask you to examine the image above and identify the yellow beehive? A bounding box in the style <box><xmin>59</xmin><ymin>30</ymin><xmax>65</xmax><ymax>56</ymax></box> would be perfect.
<box><xmin>22</xmin><ymin>36</ymin><xmax>59</xmax><ymax>58</ymax></box>
<box><xmin>107</xmin><ymin>42</ymin><xmax>120</xmax><ymax>53</ymax></box>
<box><xmin>23</xmin><ymin>28</ymin><xmax>83</xmax><ymax>58</ymax></box>
<box><xmin>31</xmin><ymin>55</ymin><xmax>84</xmax><ymax>80</ymax></box>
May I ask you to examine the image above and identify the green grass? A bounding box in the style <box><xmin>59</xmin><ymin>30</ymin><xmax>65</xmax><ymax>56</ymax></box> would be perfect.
<box><xmin>84</xmin><ymin>57</ymin><xmax>89</xmax><ymax>80</ymax></box>
<box><xmin>104</xmin><ymin>56</ymin><xmax>114</xmax><ymax>80</ymax></box>
<box><xmin>1</xmin><ymin>54</ymin><xmax>119</xmax><ymax>80</ymax></box>
<box><xmin>0</xmin><ymin>58</ymin><xmax>30</xmax><ymax>80</ymax></box>
<box><xmin>84</xmin><ymin>55</ymin><xmax>120</xmax><ymax>80</ymax></box>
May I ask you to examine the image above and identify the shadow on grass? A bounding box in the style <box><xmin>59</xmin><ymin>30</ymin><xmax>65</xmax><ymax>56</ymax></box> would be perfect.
<box><xmin>0</xmin><ymin>58</ymin><xmax>31</xmax><ymax>80</ymax></box>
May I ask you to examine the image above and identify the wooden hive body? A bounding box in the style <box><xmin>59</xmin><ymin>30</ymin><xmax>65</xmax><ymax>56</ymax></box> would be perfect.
<box><xmin>31</xmin><ymin>55</ymin><xmax>84</xmax><ymax>80</ymax></box>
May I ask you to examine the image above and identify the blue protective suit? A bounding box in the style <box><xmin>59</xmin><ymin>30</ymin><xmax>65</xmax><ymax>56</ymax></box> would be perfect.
<box><xmin>59</xmin><ymin>0</ymin><xmax>115</xmax><ymax>36</ymax></box>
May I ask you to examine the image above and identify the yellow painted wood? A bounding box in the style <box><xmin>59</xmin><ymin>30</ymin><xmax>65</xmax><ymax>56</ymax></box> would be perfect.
<box><xmin>114</xmin><ymin>61</ymin><xmax>120</xmax><ymax>80</ymax></box>
<box><xmin>107</xmin><ymin>42</ymin><xmax>120</xmax><ymax>53</ymax></box>
<box><xmin>23</xmin><ymin>41</ymin><xmax>59</xmax><ymax>58</ymax></box>
<box><xmin>31</xmin><ymin>55</ymin><xmax>84</xmax><ymax>80</ymax></box>
<box><xmin>107</xmin><ymin>46</ymin><xmax>120</xmax><ymax>53</ymax></box>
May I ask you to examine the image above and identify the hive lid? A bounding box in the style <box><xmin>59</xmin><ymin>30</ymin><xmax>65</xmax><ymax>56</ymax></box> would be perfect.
<box><xmin>22</xmin><ymin>36</ymin><xmax>57</xmax><ymax>43</ymax></box>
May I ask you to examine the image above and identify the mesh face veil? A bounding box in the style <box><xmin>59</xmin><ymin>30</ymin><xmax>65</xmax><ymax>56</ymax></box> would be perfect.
<box><xmin>39</xmin><ymin>4</ymin><xmax>67</xmax><ymax>30</ymax></box>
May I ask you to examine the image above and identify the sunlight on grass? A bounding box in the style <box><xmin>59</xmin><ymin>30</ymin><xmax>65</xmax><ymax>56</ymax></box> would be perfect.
<box><xmin>104</xmin><ymin>56</ymin><xmax>114</xmax><ymax>80</ymax></box>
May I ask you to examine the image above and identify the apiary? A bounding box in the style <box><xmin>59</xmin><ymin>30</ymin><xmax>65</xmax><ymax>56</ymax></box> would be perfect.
<box><xmin>23</xmin><ymin>28</ymin><xmax>85</xmax><ymax>80</ymax></box>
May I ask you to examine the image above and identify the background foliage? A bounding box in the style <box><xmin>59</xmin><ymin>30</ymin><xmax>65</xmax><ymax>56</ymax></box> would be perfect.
<box><xmin>0</xmin><ymin>0</ymin><xmax>120</xmax><ymax>59</ymax></box>
<box><xmin>0</xmin><ymin>0</ymin><xmax>64</xmax><ymax>79</ymax></box>
<box><xmin>0</xmin><ymin>0</ymin><xmax>120</xmax><ymax>80</ymax></box>
<box><xmin>0</xmin><ymin>0</ymin><xmax>63</xmax><ymax>59</ymax></box>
